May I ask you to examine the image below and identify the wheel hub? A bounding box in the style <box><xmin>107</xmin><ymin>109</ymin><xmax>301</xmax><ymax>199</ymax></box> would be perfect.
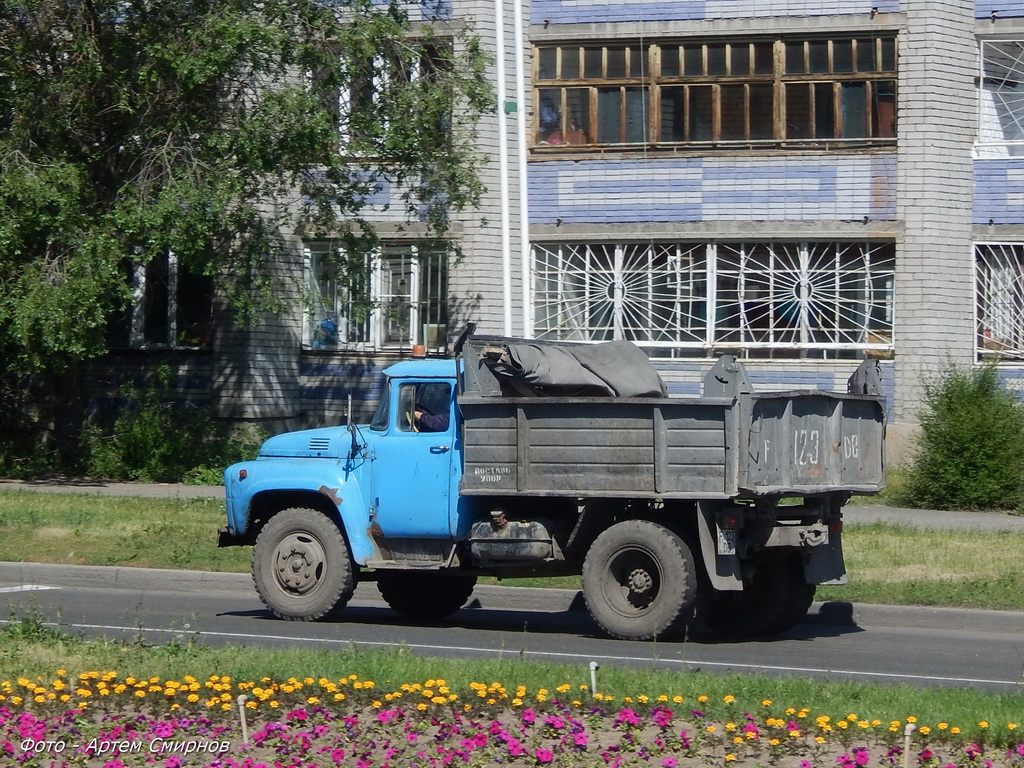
<box><xmin>627</xmin><ymin>568</ymin><xmax>654</xmax><ymax>594</ymax></box>
<box><xmin>274</xmin><ymin>535</ymin><xmax>325</xmax><ymax>595</ymax></box>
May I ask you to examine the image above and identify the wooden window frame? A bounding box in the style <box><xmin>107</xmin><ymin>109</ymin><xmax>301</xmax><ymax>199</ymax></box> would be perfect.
<box><xmin>533</xmin><ymin>35</ymin><xmax>897</xmax><ymax>152</ymax></box>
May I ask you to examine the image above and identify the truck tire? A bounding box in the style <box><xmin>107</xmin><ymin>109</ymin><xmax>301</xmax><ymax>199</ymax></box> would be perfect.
<box><xmin>703</xmin><ymin>554</ymin><xmax>815</xmax><ymax>637</ymax></box>
<box><xmin>252</xmin><ymin>508</ymin><xmax>355</xmax><ymax>621</ymax></box>
<box><xmin>582</xmin><ymin>520</ymin><xmax>699</xmax><ymax>641</ymax></box>
<box><xmin>376</xmin><ymin>571</ymin><xmax>477</xmax><ymax>620</ymax></box>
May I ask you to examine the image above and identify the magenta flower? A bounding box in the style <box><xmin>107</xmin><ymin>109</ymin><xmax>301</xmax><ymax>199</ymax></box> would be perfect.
<box><xmin>535</xmin><ymin>747</ymin><xmax>555</xmax><ymax>764</ymax></box>
<box><xmin>662</xmin><ymin>759</ymin><xmax>679</xmax><ymax>767</ymax></box>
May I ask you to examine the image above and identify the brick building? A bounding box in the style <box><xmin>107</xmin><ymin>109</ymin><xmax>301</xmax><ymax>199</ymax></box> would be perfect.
<box><xmin>94</xmin><ymin>0</ymin><xmax>1024</xmax><ymax>462</ymax></box>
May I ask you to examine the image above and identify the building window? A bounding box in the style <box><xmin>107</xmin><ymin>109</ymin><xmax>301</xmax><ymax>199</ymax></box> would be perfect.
<box><xmin>534</xmin><ymin>35</ymin><xmax>896</xmax><ymax>151</ymax></box>
<box><xmin>305</xmin><ymin>243</ymin><xmax>448</xmax><ymax>352</ymax></box>
<box><xmin>533</xmin><ymin>240</ymin><xmax>895</xmax><ymax>358</ymax></box>
<box><xmin>977</xmin><ymin>243</ymin><xmax>1024</xmax><ymax>357</ymax></box>
<box><xmin>323</xmin><ymin>41</ymin><xmax>448</xmax><ymax>152</ymax></box>
<box><xmin>978</xmin><ymin>40</ymin><xmax>1024</xmax><ymax>157</ymax></box>
<box><xmin>109</xmin><ymin>252</ymin><xmax>213</xmax><ymax>349</ymax></box>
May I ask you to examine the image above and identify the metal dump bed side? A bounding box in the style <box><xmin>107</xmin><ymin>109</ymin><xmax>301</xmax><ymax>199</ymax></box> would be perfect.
<box><xmin>458</xmin><ymin>395</ymin><xmax>740</xmax><ymax>499</ymax></box>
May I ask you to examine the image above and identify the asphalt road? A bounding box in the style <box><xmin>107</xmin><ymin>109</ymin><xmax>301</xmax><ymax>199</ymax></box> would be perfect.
<box><xmin>1</xmin><ymin>561</ymin><xmax>1022</xmax><ymax>692</ymax></box>
<box><xmin>2</xmin><ymin>481</ymin><xmax>1023</xmax><ymax>691</ymax></box>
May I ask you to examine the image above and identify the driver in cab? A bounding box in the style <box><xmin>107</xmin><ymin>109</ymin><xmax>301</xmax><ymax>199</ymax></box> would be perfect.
<box><xmin>413</xmin><ymin>409</ymin><xmax>449</xmax><ymax>432</ymax></box>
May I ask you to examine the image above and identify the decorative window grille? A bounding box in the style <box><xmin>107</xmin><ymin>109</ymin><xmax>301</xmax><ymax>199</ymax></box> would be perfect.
<box><xmin>534</xmin><ymin>35</ymin><xmax>896</xmax><ymax>151</ymax></box>
<box><xmin>533</xmin><ymin>241</ymin><xmax>894</xmax><ymax>358</ymax></box>
<box><xmin>305</xmin><ymin>243</ymin><xmax>448</xmax><ymax>352</ymax></box>
<box><xmin>977</xmin><ymin>243</ymin><xmax>1024</xmax><ymax>357</ymax></box>
<box><xmin>977</xmin><ymin>41</ymin><xmax>1024</xmax><ymax>157</ymax></box>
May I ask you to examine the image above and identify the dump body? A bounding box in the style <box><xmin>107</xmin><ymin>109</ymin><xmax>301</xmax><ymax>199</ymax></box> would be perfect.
<box><xmin>458</xmin><ymin>336</ymin><xmax>885</xmax><ymax>501</ymax></box>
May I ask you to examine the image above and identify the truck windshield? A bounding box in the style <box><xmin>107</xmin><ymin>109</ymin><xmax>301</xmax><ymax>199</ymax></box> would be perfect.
<box><xmin>369</xmin><ymin>382</ymin><xmax>390</xmax><ymax>431</ymax></box>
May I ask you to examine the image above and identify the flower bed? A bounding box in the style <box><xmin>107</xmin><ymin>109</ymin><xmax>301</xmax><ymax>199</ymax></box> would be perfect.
<box><xmin>1</xmin><ymin>672</ymin><xmax>1021</xmax><ymax>767</ymax></box>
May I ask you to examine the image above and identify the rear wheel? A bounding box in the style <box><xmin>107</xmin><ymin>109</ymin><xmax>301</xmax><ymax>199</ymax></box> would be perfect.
<box><xmin>252</xmin><ymin>508</ymin><xmax>355</xmax><ymax>621</ymax></box>
<box><xmin>582</xmin><ymin>519</ymin><xmax>699</xmax><ymax>641</ymax></box>
<box><xmin>704</xmin><ymin>554</ymin><xmax>815</xmax><ymax>637</ymax></box>
<box><xmin>376</xmin><ymin>571</ymin><xmax>477</xmax><ymax>620</ymax></box>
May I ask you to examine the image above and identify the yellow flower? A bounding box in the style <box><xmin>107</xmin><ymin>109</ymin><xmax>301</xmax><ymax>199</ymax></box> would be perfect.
<box><xmin>951</xmin><ymin>727</ymin><xmax>961</xmax><ymax>735</ymax></box>
<box><xmin>706</xmin><ymin>725</ymin><xmax>716</xmax><ymax>733</ymax></box>
<box><xmin>725</xmin><ymin>722</ymin><xmax>736</xmax><ymax>731</ymax></box>
<box><xmin>1009</xmin><ymin>723</ymin><xmax>1018</xmax><ymax>730</ymax></box>
<box><xmin>769</xmin><ymin>738</ymin><xmax>780</xmax><ymax>746</ymax></box>
<box><xmin>815</xmin><ymin>736</ymin><xmax>826</xmax><ymax>744</ymax></box>
<box><xmin>673</xmin><ymin>696</ymin><xmax>684</xmax><ymax>704</ymax></box>
<box><xmin>907</xmin><ymin>716</ymin><xmax>917</xmax><ymax>724</ymax></box>
<box><xmin>762</xmin><ymin>699</ymin><xmax>772</xmax><ymax>707</ymax></box>
<box><xmin>56</xmin><ymin>670</ymin><xmax>66</xmax><ymax>676</ymax></box>
<box><xmin>698</xmin><ymin>695</ymin><xmax>708</xmax><ymax>703</ymax></box>
<box><xmin>725</xmin><ymin>754</ymin><xmax>736</xmax><ymax>762</ymax></box>
<box><xmin>979</xmin><ymin>721</ymin><xmax>989</xmax><ymax>729</ymax></box>
<box><xmin>919</xmin><ymin>726</ymin><xmax>931</xmax><ymax>736</ymax></box>
<box><xmin>417</xmin><ymin>703</ymin><xmax>427</xmax><ymax>711</ymax></box>
<box><xmin>723</xmin><ymin>694</ymin><xmax>736</xmax><ymax>704</ymax></box>
<box><xmin>511</xmin><ymin>698</ymin><xmax>523</xmax><ymax>706</ymax></box>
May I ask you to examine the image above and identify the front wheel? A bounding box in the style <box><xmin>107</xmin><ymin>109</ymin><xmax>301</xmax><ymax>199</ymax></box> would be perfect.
<box><xmin>376</xmin><ymin>571</ymin><xmax>477</xmax><ymax>620</ymax></box>
<box><xmin>582</xmin><ymin>520</ymin><xmax>699</xmax><ymax>641</ymax></box>
<box><xmin>252</xmin><ymin>508</ymin><xmax>356</xmax><ymax>621</ymax></box>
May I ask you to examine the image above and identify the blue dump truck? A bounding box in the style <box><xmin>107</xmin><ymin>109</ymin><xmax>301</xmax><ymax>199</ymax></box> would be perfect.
<box><xmin>218</xmin><ymin>330</ymin><xmax>886</xmax><ymax>640</ymax></box>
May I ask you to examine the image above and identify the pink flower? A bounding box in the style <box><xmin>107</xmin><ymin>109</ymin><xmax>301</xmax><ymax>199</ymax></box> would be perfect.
<box><xmin>662</xmin><ymin>759</ymin><xmax>679</xmax><ymax>767</ymax></box>
<box><xmin>535</xmin><ymin>748</ymin><xmax>555</xmax><ymax>764</ymax></box>
<box><xmin>522</xmin><ymin>709</ymin><xmax>537</xmax><ymax>725</ymax></box>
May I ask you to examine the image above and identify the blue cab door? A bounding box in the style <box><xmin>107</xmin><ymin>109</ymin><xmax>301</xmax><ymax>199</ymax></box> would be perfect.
<box><xmin>368</xmin><ymin>380</ymin><xmax>455</xmax><ymax>538</ymax></box>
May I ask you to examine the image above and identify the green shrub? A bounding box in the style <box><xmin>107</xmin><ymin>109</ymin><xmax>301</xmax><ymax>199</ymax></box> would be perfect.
<box><xmin>903</xmin><ymin>362</ymin><xmax>1024</xmax><ymax>510</ymax></box>
<box><xmin>83</xmin><ymin>367</ymin><xmax>265</xmax><ymax>483</ymax></box>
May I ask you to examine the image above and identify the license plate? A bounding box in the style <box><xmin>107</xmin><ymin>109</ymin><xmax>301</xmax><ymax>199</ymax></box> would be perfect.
<box><xmin>717</xmin><ymin>528</ymin><xmax>737</xmax><ymax>556</ymax></box>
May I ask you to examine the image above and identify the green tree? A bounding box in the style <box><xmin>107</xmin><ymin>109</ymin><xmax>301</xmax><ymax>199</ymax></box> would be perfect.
<box><xmin>0</xmin><ymin>0</ymin><xmax>492</xmax><ymax>466</ymax></box>
<box><xmin>904</xmin><ymin>363</ymin><xmax>1024</xmax><ymax>510</ymax></box>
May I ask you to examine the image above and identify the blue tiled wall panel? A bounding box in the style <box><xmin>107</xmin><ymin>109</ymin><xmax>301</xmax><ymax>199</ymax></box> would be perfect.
<box><xmin>532</xmin><ymin>0</ymin><xmax>899</xmax><ymax>26</ymax></box>
<box><xmin>974</xmin><ymin>160</ymin><xmax>1024</xmax><ymax>225</ymax></box>
<box><xmin>977</xmin><ymin>2</ymin><xmax>1024</xmax><ymax>18</ymax></box>
<box><xmin>529</xmin><ymin>155</ymin><xmax>897</xmax><ymax>225</ymax></box>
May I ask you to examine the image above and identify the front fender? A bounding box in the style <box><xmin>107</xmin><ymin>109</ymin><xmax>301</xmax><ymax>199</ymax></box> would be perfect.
<box><xmin>224</xmin><ymin>459</ymin><xmax>377</xmax><ymax>564</ymax></box>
